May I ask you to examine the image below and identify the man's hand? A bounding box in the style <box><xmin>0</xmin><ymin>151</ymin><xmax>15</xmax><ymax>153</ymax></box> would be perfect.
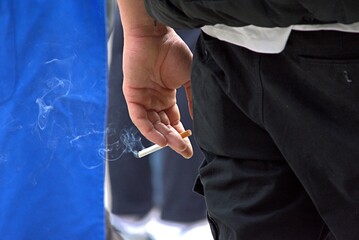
<box><xmin>122</xmin><ymin>26</ymin><xmax>194</xmax><ymax>159</ymax></box>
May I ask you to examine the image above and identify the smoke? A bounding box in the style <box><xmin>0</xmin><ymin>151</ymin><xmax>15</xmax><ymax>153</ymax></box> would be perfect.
<box><xmin>35</xmin><ymin>78</ymin><xmax>71</xmax><ymax>130</ymax></box>
<box><xmin>101</xmin><ymin>127</ymin><xmax>145</xmax><ymax>161</ymax></box>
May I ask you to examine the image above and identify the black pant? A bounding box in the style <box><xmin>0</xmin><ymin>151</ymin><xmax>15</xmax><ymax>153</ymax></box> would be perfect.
<box><xmin>107</xmin><ymin>10</ymin><xmax>206</xmax><ymax>223</ymax></box>
<box><xmin>192</xmin><ymin>30</ymin><xmax>359</xmax><ymax>240</ymax></box>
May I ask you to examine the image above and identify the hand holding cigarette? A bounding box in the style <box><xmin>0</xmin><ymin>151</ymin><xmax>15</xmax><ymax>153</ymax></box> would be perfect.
<box><xmin>135</xmin><ymin>130</ymin><xmax>192</xmax><ymax>158</ymax></box>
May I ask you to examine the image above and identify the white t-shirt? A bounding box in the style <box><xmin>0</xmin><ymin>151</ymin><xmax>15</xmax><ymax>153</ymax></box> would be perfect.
<box><xmin>201</xmin><ymin>23</ymin><xmax>359</xmax><ymax>54</ymax></box>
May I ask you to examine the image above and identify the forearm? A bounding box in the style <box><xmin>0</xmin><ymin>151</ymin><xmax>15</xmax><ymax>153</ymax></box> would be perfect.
<box><xmin>117</xmin><ymin>0</ymin><xmax>169</xmax><ymax>37</ymax></box>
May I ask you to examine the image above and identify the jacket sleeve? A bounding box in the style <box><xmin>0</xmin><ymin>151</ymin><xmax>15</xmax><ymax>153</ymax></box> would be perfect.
<box><xmin>145</xmin><ymin>0</ymin><xmax>359</xmax><ymax>29</ymax></box>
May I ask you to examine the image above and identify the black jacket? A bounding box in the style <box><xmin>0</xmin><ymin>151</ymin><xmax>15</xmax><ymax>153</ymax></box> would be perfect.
<box><xmin>145</xmin><ymin>0</ymin><xmax>359</xmax><ymax>29</ymax></box>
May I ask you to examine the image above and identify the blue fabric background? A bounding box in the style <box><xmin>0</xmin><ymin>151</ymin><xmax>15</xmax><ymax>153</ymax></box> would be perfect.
<box><xmin>0</xmin><ymin>1</ymin><xmax>107</xmax><ymax>239</ymax></box>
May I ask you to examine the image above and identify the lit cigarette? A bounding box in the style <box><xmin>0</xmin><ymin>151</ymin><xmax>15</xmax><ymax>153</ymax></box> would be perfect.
<box><xmin>135</xmin><ymin>130</ymin><xmax>192</xmax><ymax>158</ymax></box>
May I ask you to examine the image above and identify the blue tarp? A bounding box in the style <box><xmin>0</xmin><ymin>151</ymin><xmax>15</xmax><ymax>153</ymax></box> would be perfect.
<box><xmin>0</xmin><ymin>1</ymin><xmax>107</xmax><ymax>239</ymax></box>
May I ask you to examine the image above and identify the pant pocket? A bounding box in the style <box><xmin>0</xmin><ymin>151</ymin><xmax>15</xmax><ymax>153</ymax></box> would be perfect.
<box><xmin>207</xmin><ymin>212</ymin><xmax>219</xmax><ymax>240</ymax></box>
<box><xmin>193</xmin><ymin>159</ymin><xmax>208</xmax><ymax>196</ymax></box>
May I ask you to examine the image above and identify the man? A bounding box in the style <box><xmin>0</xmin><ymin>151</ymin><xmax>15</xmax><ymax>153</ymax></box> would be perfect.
<box><xmin>116</xmin><ymin>0</ymin><xmax>359</xmax><ymax>239</ymax></box>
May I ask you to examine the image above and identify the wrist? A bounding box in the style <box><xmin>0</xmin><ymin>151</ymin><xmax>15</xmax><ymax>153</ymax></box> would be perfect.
<box><xmin>118</xmin><ymin>0</ymin><xmax>170</xmax><ymax>37</ymax></box>
<box><xmin>125</xmin><ymin>21</ymin><xmax>170</xmax><ymax>38</ymax></box>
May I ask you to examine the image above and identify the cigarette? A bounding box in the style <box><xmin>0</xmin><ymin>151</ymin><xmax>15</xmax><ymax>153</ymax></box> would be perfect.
<box><xmin>135</xmin><ymin>130</ymin><xmax>192</xmax><ymax>158</ymax></box>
